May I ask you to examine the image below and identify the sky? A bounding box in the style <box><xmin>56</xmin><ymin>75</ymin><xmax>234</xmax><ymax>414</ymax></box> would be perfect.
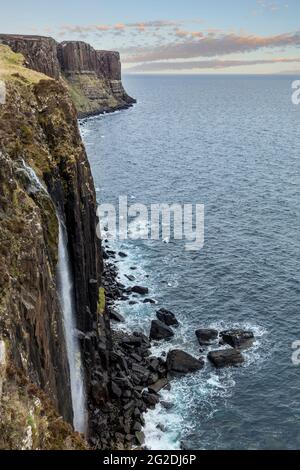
<box><xmin>0</xmin><ymin>0</ymin><xmax>300</xmax><ymax>74</ymax></box>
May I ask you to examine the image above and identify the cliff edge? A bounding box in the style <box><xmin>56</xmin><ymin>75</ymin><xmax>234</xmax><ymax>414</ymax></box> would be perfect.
<box><xmin>0</xmin><ymin>44</ymin><xmax>108</xmax><ymax>448</ymax></box>
<box><xmin>0</xmin><ymin>34</ymin><xmax>136</xmax><ymax>117</ymax></box>
<box><xmin>0</xmin><ymin>43</ymin><xmax>154</xmax><ymax>452</ymax></box>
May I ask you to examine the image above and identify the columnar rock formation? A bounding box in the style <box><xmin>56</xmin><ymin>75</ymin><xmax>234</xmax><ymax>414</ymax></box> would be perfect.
<box><xmin>0</xmin><ymin>34</ymin><xmax>61</xmax><ymax>79</ymax></box>
<box><xmin>0</xmin><ymin>45</ymin><xmax>109</xmax><ymax>448</ymax></box>
<box><xmin>0</xmin><ymin>34</ymin><xmax>135</xmax><ymax>117</ymax></box>
<box><xmin>0</xmin><ymin>41</ymin><xmax>164</xmax><ymax>452</ymax></box>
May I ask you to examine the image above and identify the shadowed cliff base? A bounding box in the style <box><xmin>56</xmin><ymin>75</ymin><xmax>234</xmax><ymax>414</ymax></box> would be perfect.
<box><xmin>0</xmin><ymin>34</ymin><xmax>136</xmax><ymax>117</ymax></box>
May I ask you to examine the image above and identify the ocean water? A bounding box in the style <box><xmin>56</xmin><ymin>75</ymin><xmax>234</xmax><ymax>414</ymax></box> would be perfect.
<box><xmin>81</xmin><ymin>75</ymin><xmax>300</xmax><ymax>450</ymax></box>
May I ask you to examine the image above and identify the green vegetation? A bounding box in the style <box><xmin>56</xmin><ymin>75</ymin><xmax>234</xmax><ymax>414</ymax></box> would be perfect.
<box><xmin>65</xmin><ymin>79</ymin><xmax>90</xmax><ymax>113</ymax></box>
<box><xmin>0</xmin><ymin>362</ymin><xmax>88</xmax><ymax>450</ymax></box>
<box><xmin>97</xmin><ymin>287</ymin><xmax>106</xmax><ymax>315</ymax></box>
<box><xmin>0</xmin><ymin>45</ymin><xmax>49</xmax><ymax>83</ymax></box>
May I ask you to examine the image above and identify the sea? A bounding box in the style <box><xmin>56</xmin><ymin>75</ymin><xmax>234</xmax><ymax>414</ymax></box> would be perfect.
<box><xmin>80</xmin><ymin>74</ymin><xmax>300</xmax><ymax>450</ymax></box>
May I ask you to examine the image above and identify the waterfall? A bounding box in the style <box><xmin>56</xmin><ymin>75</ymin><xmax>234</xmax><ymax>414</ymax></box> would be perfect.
<box><xmin>22</xmin><ymin>159</ymin><xmax>87</xmax><ymax>434</ymax></box>
<box><xmin>22</xmin><ymin>159</ymin><xmax>47</xmax><ymax>193</ymax></box>
<box><xmin>57</xmin><ymin>219</ymin><xmax>87</xmax><ymax>434</ymax></box>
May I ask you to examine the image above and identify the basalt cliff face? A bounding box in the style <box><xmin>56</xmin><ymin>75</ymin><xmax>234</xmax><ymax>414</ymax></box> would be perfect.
<box><xmin>0</xmin><ymin>43</ymin><xmax>159</xmax><ymax>452</ymax></box>
<box><xmin>0</xmin><ymin>45</ymin><xmax>109</xmax><ymax>449</ymax></box>
<box><xmin>0</xmin><ymin>34</ymin><xmax>135</xmax><ymax>117</ymax></box>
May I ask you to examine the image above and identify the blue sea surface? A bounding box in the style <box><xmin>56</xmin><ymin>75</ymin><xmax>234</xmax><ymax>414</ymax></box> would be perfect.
<box><xmin>81</xmin><ymin>75</ymin><xmax>300</xmax><ymax>450</ymax></box>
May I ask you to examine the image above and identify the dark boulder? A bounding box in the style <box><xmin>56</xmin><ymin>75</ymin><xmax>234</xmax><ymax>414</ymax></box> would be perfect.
<box><xmin>110</xmin><ymin>310</ymin><xmax>125</xmax><ymax>323</ymax></box>
<box><xmin>208</xmin><ymin>349</ymin><xmax>245</xmax><ymax>368</ymax></box>
<box><xmin>131</xmin><ymin>286</ymin><xmax>149</xmax><ymax>295</ymax></box>
<box><xmin>142</xmin><ymin>391</ymin><xmax>160</xmax><ymax>408</ymax></box>
<box><xmin>161</xmin><ymin>401</ymin><xmax>174</xmax><ymax>410</ymax></box>
<box><xmin>132</xmin><ymin>421</ymin><xmax>142</xmax><ymax>432</ymax></box>
<box><xmin>119</xmin><ymin>252</ymin><xmax>128</xmax><ymax>258</ymax></box>
<box><xmin>130</xmin><ymin>352</ymin><xmax>142</xmax><ymax>362</ymax></box>
<box><xmin>120</xmin><ymin>335</ymin><xmax>143</xmax><ymax>347</ymax></box>
<box><xmin>91</xmin><ymin>381</ymin><xmax>107</xmax><ymax>406</ymax></box>
<box><xmin>156</xmin><ymin>308</ymin><xmax>179</xmax><ymax>327</ymax></box>
<box><xmin>148</xmin><ymin>378</ymin><xmax>169</xmax><ymax>394</ymax></box>
<box><xmin>195</xmin><ymin>329</ymin><xmax>218</xmax><ymax>346</ymax></box>
<box><xmin>135</xmin><ymin>431</ymin><xmax>145</xmax><ymax>446</ymax></box>
<box><xmin>143</xmin><ymin>298</ymin><xmax>156</xmax><ymax>304</ymax></box>
<box><xmin>111</xmin><ymin>381</ymin><xmax>122</xmax><ymax>398</ymax></box>
<box><xmin>107</xmin><ymin>250</ymin><xmax>116</xmax><ymax>257</ymax></box>
<box><xmin>125</xmin><ymin>434</ymin><xmax>135</xmax><ymax>444</ymax></box>
<box><xmin>166</xmin><ymin>350</ymin><xmax>204</xmax><ymax>374</ymax></box>
<box><xmin>220</xmin><ymin>329</ymin><xmax>254</xmax><ymax>350</ymax></box>
<box><xmin>149</xmin><ymin>358</ymin><xmax>160</xmax><ymax>372</ymax></box>
<box><xmin>133</xmin><ymin>331</ymin><xmax>151</xmax><ymax>348</ymax></box>
<box><xmin>123</xmin><ymin>400</ymin><xmax>135</xmax><ymax>412</ymax></box>
<box><xmin>150</xmin><ymin>320</ymin><xmax>174</xmax><ymax>341</ymax></box>
<box><xmin>115</xmin><ymin>432</ymin><xmax>125</xmax><ymax>444</ymax></box>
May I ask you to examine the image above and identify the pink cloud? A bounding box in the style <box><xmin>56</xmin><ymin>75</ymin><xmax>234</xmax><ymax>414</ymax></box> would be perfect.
<box><xmin>122</xmin><ymin>32</ymin><xmax>300</xmax><ymax>63</ymax></box>
<box><xmin>127</xmin><ymin>57</ymin><xmax>300</xmax><ymax>72</ymax></box>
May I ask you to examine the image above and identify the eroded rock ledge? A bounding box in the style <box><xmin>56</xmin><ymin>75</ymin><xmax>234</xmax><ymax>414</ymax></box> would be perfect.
<box><xmin>0</xmin><ymin>34</ymin><xmax>136</xmax><ymax>117</ymax></box>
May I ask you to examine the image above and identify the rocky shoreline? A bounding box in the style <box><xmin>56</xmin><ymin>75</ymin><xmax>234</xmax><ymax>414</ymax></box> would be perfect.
<box><xmin>88</xmin><ymin>252</ymin><xmax>167</xmax><ymax>449</ymax></box>
<box><xmin>88</xmin><ymin>243</ymin><xmax>256</xmax><ymax>450</ymax></box>
<box><xmin>78</xmin><ymin>102</ymin><xmax>135</xmax><ymax>120</ymax></box>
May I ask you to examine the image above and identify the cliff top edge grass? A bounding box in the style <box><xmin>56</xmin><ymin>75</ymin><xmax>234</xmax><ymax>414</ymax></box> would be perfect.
<box><xmin>0</xmin><ymin>44</ymin><xmax>50</xmax><ymax>83</ymax></box>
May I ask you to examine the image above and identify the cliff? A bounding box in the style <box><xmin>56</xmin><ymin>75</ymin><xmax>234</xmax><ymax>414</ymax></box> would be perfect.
<box><xmin>0</xmin><ymin>34</ymin><xmax>135</xmax><ymax>117</ymax></box>
<box><xmin>0</xmin><ymin>43</ymin><xmax>157</xmax><ymax>452</ymax></box>
<box><xmin>0</xmin><ymin>45</ymin><xmax>109</xmax><ymax>448</ymax></box>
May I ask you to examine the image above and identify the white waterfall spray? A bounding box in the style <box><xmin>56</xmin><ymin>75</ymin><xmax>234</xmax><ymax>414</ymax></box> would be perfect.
<box><xmin>22</xmin><ymin>159</ymin><xmax>87</xmax><ymax>434</ymax></box>
<box><xmin>57</xmin><ymin>219</ymin><xmax>87</xmax><ymax>434</ymax></box>
<box><xmin>22</xmin><ymin>159</ymin><xmax>47</xmax><ymax>192</ymax></box>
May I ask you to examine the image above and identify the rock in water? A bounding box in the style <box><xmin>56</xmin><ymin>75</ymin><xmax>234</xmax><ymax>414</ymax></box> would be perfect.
<box><xmin>150</xmin><ymin>320</ymin><xmax>174</xmax><ymax>341</ymax></box>
<box><xmin>195</xmin><ymin>329</ymin><xmax>218</xmax><ymax>346</ymax></box>
<box><xmin>166</xmin><ymin>350</ymin><xmax>204</xmax><ymax>374</ymax></box>
<box><xmin>220</xmin><ymin>329</ymin><xmax>254</xmax><ymax>350</ymax></box>
<box><xmin>161</xmin><ymin>401</ymin><xmax>174</xmax><ymax>410</ymax></box>
<box><xmin>143</xmin><ymin>298</ymin><xmax>156</xmax><ymax>304</ymax></box>
<box><xmin>142</xmin><ymin>392</ymin><xmax>160</xmax><ymax>407</ymax></box>
<box><xmin>131</xmin><ymin>286</ymin><xmax>149</xmax><ymax>295</ymax></box>
<box><xmin>156</xmin><ymin>308</ymin><xmax>179</xmax><ymax>327</ymax></box>
<box><xmin>135</xmin><ymin>431</ymin><xmax>145</xmax><ymax>446</ymax></box>
<box><xmin>208</xmin><ymin>349</ymin><xmax>245</xmax><ymax>368</ymax></box>
<box><xmin>148</xmin><ymin>378</ymin><xmax>169</xmax><ymax>394</ymax></box>
<box><xmin>110</xmin><ymin>310</ymin><xmax>125</xmax><ymax>323</ymax></box>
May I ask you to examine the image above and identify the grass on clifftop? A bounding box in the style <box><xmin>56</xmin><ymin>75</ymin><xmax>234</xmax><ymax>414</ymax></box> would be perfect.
<box><xmin>0</xmin><ymin>44</ymin><xmax>49</xmax><ymax>83</ymax></box>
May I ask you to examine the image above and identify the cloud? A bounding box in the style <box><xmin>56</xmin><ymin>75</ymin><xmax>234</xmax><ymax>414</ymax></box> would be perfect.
<box><xmin>257</xmin><ymin>0</ymin><xmax>289</xmax><ymax>12</ymax></box>
<box><xmin>59</xmin><ymin>20</ymin><xmax>184</xmax><ymax>35</ymax></box>
<box><xmin>127</xmin><ymin>20</ymin><xmax>182</xmax><ymax>28</ymax></box>
<box><xmin>252</xmin><ymin>0</ymin><xmax>289</xmax><ymax>15</ymax></box>
<box><xmin>174</xmin><ymin>29</ymin><xmax>190</xmax><ymax>38</ymax></box>
<box><xmin>114</xmin><ymin>23</ymin><xmax>125</xmax><ymax>30</ymax></box>
<box><xmin>127</xmin><ymin>57</ymin><xmax>300</xmax><ymax>72</ymax></box>
<box><xmin>122</xmin><ymin>32</ymin><xmax>300</xmax><ymax>63</ymax></box>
